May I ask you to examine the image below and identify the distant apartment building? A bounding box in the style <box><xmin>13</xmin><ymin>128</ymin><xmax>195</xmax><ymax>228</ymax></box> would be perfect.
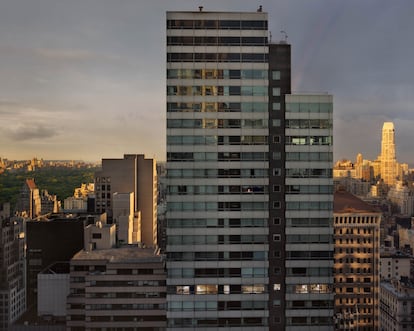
<box><xmin>15</xmin><ymin>178</ymin><xmax>41</xmax><ymax>218</ymax></box>
<box><xmin>66</xmin><ymin>246</ymin><xmax>166</xmax><ymax>331</ymax></box>
<box><xmin>387</xmin><ymin>181</ymin><xmax>414</xmax><ymax>216</ymax></box>
<box><xmin>64</xmin><ymin>183</ymin><xmax>95</xmax><ymax>213</ymax></box>
<box><xmin>334</xmin><ymin>190</ymin><xmax>381</xmax><ymax>331</ymax></box>
<box><xmin>94</xmin><ymin>154</ymin><xmax>157</xmax><ymax>247</ymax></box>
<box><xmin>0</xmin><ymin>215</ymin><xmax>26</xmax><ymax>331</ymax></box>
<box><xmin>380</xmin><ymin>279</ymin><xmax>414</xmax><ymax>331</ymax></box>
<box><xmin>380</xmin><ymin>251</ymin><xmax>412</xmax><ymax>281</ymax></box>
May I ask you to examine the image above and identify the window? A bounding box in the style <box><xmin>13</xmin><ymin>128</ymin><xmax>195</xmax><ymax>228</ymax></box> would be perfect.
<box><xmin>272</xmin><ymin>71</ymin><xmax>280</xmax><ymax>80</ymax></box>
<box><xmin>273</xmin><ymin>201</ymin><xmax>281</xmax><ymax>209</ymax></box>
<box><xmin>272</xmin><ymin>87</ymin><xmax>280</xmax><ymax>96</ymax></box>
<box><xmin>273</xmin><ymin>217</ymin><xmax>281</xmax><ymax>225</ymax></box>
<box><xmin>272</xmin><ymin>102</ymin><xmax>280</xmax><ymax>110</ymax></box>
<box><xmin>92</xmin><ymin>233</ymin><xmax>102</xmax><ymax>239</ymax></box>
<box><xmin>273</xmin><ymin>234</ymin><xmax>281</xmax><ymax>241</ymax></box>
<box><xmin>273</xmin><ymin>284</ymin><xmax>281</xmax><ymax>291</ymax></box>
<box><xmin>273</xmin><ymin>185</ymin><xmax>281</xmax><ymax>192</ymax></box>
<box><xmin>272</xmin><ymin>119</ymin><xmax>281</xmax><ymax>127</ymax></box>
<box><xmin>273</xmin><ymin>168</ymin><xmax>281</xmax><ymax>176</ymax></box>
<box><xmin>273</xmin><ymin>135</ymin><xmax>280</xmax><ymax>143</ymax></box>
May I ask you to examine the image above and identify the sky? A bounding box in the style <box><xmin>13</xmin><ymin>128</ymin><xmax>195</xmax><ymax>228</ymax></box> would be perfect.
<box><xmin>1</xmin><ymin>0</ymin><xmax>414</xmax><ymax>165</ymax></box>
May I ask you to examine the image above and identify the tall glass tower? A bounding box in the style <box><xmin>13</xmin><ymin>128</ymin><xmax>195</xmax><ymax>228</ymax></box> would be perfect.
<box><xmin>166</xmin><ymin>9</ymin><xmax>334</xmax><ymax>330</ymax></box>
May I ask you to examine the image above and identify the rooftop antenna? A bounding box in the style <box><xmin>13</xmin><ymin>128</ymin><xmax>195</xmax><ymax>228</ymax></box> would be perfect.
<box><xmin>198</xmin><ymin>6</ymin><xmax>203</xmax><ymax>12</ymax></box>
<box><xmin>280</xmin><ymin>30</ymin><xmax>288</xmax><ymax>43</ymax></box>
<box><xmin>257</xmin><ymin>5</ymin><xmax>263</xmax><ymax>12</ymax></box>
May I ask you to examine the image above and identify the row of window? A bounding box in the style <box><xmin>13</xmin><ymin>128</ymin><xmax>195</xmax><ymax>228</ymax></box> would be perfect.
<box><xmin>286</xmin><ymin>250</ymin><xmax>333</xmax><ymax>260</ymax></box>
<box><xmin>167</xmin><ymin>118</ymin><xmax>267</xmax><ymax>129</ymax></box>
<box><xmin>285</xmin><ymin>201</ymin><xmax>332</xmax><ymax>211</ymax></box>
<box><xmin>286</xmin><ymin>267</ymin><xmax>332</xmax><ymax>277</ymax></box>
<box><xmin>169</xmin><ymin>301</ymin><xmax>267</xmax><ymax>312</ymax></box>
<box><xmin>167</xmin><ymin>19</ymin><xmax>268</xmax><ymax>30</ymax></box>
<box><xmin>168</xmin><ymin>267</ymin><xmax>268</xmax><ymax>278</ymax></box>
<box><xmin>287</xmin><ymin>300</ymin><xmax>333</xmax><ymax>309</ymax></box>
<box><xmin>286</xmin><ymin>119</ymin><xmax>332</xmax><ymax>129</ymax></box>
<box><xmin>170</xmin><ymin>284</ymin><xmax>265</xmax><ymax>295</ymax></box>
<box><xmin>86</xmin><ymin>292</ymin><xmax>165</xmax><ymax>299</ymax></box>
<box><xmin>167</xmin><ymin>135</ymin><xmax>267</xmax><ymax>145</ymax></box>
<box><xmin>286</xmin><ymin>136</ymin><xmax>332</xmax><ymax>145</ymax></box>
<box><xmin>168</xmin><ymin>234</ymin><xmax>267</xmax><ymax>245</ymax></box>
<box><xmin>167</xmin><ymin>102</ymin><xmax>268</xmax><ymax>112</ymax></box>
<box><xmin>286</xmin><ymin>102</ymin><xmax>332</xmax><ymax>113</ymax></box>
<box><xmin>287</xmin><ymin>217</ymin><xmax>332</xmax><ymax>227</ymax></box>
<box><xmin>167</xmin><ymin>152</ymin><xmax>268</xmax><ymax>161</ymax></box>
<box><xmin>167</xmin><ymin>251</ymin><xmax>267</xmax><ymax>261</ymax></box>
<box><xmin>286</xmin><ymin>234</ymin><xmax>332</xmax><ymax>244</ymax></box>
<box><xmin>169</xmin><ymin>185</ymin><xmax>266</xmax><ymax>195</ymax></box>
<box><xmin>168</xmin><ymin>317</ymin><xmax>266</xmax><ymax>328</ymax></box>
<box><xmin>285</xmin><ymin>152</ymin><xmax>333</xmax><ymax>161</ymax></box>
<box><xmin>168</xmin><ymin>36</ymin><xmax>268</xmax><ymax>47</ymax></box>
<box><xmin>167</xmin><ymin>168</ymin><xmax>267</xmax><ymax>178</ymax></box>
<box><xmin>167</xmin><ymin>85</ymin><xmax>268</xmax><ymax>96</ymax></box>
<box><xmin>288</xmin><ymin>284</ymin><xmax>332</xmax><ymax>294</ymax></box>
<box><xmin>286</xmin><ymin>168</ymin><xmax>332</xmax><ymax>178</ymax></box>
<box><xmin>167</xmin><ymin>69</ymin><xmax>269</xmax><ymax>80</ymax></box>
<box><xmin>286</xmin><ymin>185</ymin><xmax>333</xmax><ymax>194</ymax></box>
<box><xmin>167</xmin><ymin>218</ymin><xmax>267</xmax><ymax>228</ymax></box>
<box><xmin>167</xmin><ymin>52</ymin><xmax>268</xmax><ymax>63</ymax></box>
<box><xmin>88</xmin><ymin>303</ymin><xmax>165</xmax><ymax>310</ymax></box>
<box><xmin>168</xmin><ymin>201</ymin><xmax>268</xmax><ymax>212</ymax></box>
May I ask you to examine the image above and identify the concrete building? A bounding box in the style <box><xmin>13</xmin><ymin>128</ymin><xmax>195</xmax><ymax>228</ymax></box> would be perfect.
<box><xmin>166</xmin><ymin>9</ymin><xmax>334</xmax><ymax>330</ymax></box>
<box><xmin>380</xmin><ymin>279</ymin><xmax>414</xmax><ymax>331</ymax></box>
<box><xmin>333</xmin><ymin>190</ymin><xmax>381</xmax><ymax>331</ymax></box>
<box><xmin>37</xmin><ymin>262</ymin><xmax>70</xmax><ymax>321</ymax></box>
<box><xmin>15</xmin><ymin>179</ymin><xmax>41</xmax><ymax>218</ymax></box>
<box><xmin>66</xmin><ymin>247</ymin><xmax>166</xmax><ymax>331</ymax></box>
<box><xmin>380</xmin><ymin>251</ymin><xmax>412</xmax><ymax>281</ymax></box>
<box><xmin>94</xmin><ymin>154</ymin><xmax>157</xmax><ymax>247</ymax></box>
<box><xmin>387</xmin><ymin>181</ymin><xmax>414</xmax><ymax>216</ymax></box>
<box><xmin>26</xmin><ymin>215</ymin><xmax>90</xmax><ymax>307</ymax></box>
<box><xmin>0</xmin><ymin>215</ymin><xmax>26</xmax><ymax>331</ymax></box>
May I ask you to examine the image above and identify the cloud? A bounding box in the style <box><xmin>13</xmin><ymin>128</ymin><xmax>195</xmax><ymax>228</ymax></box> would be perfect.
<box><xmin>33</xmin><ymin>47</ymin><xmax>122</xmax><ymax>62</ymax></box>
<box><xmin>5</xmin><ymin>123</ymin><xmax>59</xmax><ymax>141</ymax></box>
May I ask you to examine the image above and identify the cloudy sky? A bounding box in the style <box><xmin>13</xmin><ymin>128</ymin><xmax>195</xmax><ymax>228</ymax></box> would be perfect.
<box><xmin>1</xmin><ymin>0</ymin><xmax>413</xmax><ymax>165</ymax></box>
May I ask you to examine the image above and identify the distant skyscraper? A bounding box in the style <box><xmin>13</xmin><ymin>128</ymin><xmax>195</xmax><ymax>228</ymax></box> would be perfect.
<box><xmin>380</xmin><ymin>122</ymin><xmax>397</xmax><ymax>186</ymax></box>
<box><xmin>166</xmin><ymin>9</ymin><xmax>334</xmax><ymax>330</ymax></box>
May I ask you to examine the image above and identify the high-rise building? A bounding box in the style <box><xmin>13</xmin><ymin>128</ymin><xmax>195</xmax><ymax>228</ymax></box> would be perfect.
<box><xmin>380</xmin><ymin>122</ymin><xmax>397</xmax><ymax>186</ymax></box>
<box><xmin>94</xmin><ymin>154</ymin><xmax>157</xmax><ymax>247</ymax></box>
<box><xmin>0</xmin><ymin>214</ymin><xmax>26</xmax><ymax>331</ymax></box>
<box><xmin>333</xmin><ymin>190</ymin><xmax>381</xmax><ymax>331</ymax></box>
<box><xmin>166</xmin><ymin>9</ymin><xmax>334</xmax><ymax>330</ymax></box>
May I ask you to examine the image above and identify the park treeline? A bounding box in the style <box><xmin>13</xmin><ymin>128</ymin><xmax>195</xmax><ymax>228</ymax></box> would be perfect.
<box><xmin>0</xmin><ymin>167</ymin><xmax>100</xmax><ymax>208</ymax></box>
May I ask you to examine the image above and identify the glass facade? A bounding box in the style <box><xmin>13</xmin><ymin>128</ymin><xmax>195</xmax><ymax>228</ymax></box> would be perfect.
<box><xmin>166</xmin><ymin>11</ymin><xmax>269</xmax><ymax>330</ymax></box>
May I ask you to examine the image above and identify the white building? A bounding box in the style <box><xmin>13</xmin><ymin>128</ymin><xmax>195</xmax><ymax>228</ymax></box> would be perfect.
<box><xmin>387</xmin><ymin>181</ymin><xmax>414</xmax><ymax>216</ymax></box>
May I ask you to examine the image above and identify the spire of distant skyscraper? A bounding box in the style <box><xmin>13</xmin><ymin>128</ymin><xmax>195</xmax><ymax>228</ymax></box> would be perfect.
<box><xmin>380</xmin><ymin>122</ymin><xmax>397</xmax><ymax>185</ymax></box>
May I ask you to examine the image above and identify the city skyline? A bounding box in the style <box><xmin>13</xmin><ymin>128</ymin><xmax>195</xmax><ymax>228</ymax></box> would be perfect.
<box><xmin>1</xmin><ymin>1</ymin><xmax>414</xmax><ymax>164</ymax></box>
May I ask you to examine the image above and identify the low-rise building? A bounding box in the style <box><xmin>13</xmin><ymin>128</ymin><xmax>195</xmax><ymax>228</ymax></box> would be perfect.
<box><xmin>66</xmin><ymin>246</ymin><xmax>166</xmax><ymax>331</ymax></box>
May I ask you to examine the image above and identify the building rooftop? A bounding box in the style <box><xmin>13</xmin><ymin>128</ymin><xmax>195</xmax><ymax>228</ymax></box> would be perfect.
<box><xmin>72</xmin><ymin>246</ymin><xmax>163</xmax><ymax>264</ymax></box>
<box><xmin>334</xmin><ymin>189</ymin><xmax>381</xmax><ymax>213</ymax></box>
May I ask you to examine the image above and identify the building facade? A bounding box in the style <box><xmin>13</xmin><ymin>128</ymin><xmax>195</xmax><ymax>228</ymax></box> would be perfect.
<box><xmin>333</xmin><ymin>190</ymin><xmax>381</xmax><ymax>331</ymax></box>
<box><xmin>66</xmin><ymin>247</ymin><xmax>166</xmax><ymax>331</ymax></box>
<box><xmin>166</xmin><ymin>9</ymin><xmax>334</xmax><ymax>330</ymax></box>
<box><xmin>380</xmin><ymin>122</ymin><xmax>397</xmax><ymax>186</ymax></box>
<box><xmin>0</xmin><ymin>216</ymin><xmax>26</xmax><ymax>331</ymax></box>
<box><xmin>95</xmin><ymin>154</ymin><xmax>157</xmax><ymax>247</ymax></box>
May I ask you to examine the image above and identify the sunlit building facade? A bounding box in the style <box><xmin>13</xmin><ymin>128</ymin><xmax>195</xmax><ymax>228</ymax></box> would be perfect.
<box><xmin>380</xmin><ymin>122</ymin><xmax>397</xmax><ymax>186</ymax></box>
<box><xmin>334</xmin><ymin>190</ymin><xmax>381</xmax><ymax>331</ymax></box>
